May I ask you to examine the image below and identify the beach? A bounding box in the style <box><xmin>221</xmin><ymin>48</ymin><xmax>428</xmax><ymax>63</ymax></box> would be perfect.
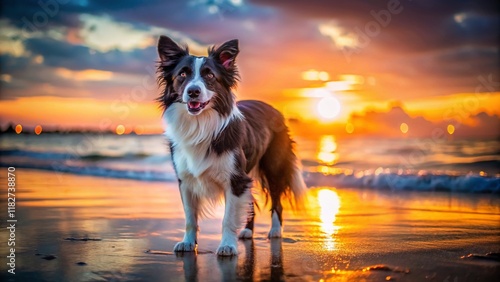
<box><xmin>1</xmin><ymin>0</ymin><xmax>499</xmax><ymax>281</ymax></box>
<box><xmin>1</xmin><ymin>169</ymin><xmax>499</xmax><ymax>281</ymax></box>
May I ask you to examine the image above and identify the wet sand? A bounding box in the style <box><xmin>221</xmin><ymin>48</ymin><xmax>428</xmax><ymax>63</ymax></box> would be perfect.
<box><xmin>0</xmin><ymin>169</ymin><xmax>499</xmax><ymax>281</ymax></box>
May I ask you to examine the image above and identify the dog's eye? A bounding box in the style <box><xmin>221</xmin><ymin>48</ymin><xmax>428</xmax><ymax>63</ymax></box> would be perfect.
<box><xmin>206</xmin><ymin>73</ymin><xmax>214</xmax><ymax>79</ymax></box>
<box><xmin>179</xmin><ymin>72</ymin><xmax>187</xmax><ymax>78</ymax></box>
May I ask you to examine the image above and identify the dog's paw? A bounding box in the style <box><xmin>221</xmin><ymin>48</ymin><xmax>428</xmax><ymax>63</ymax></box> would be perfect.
<box><xmin>216</xmin><ymin>244</ymin><xmax>238</xmax><ymax>256</ymax></box>
<box><xmin>268</xmin><ymin>227</ymin><xmax>282</xmax><ymax>238</ymax></box>
<box><xmin>238</xmin><ymin>228</ymin><xmax>253</xmax><ymax>240</ymax></box>
<box><xmin>173</xmin><ymin>241</ymin><xmax>197</xmax><ymax>252</ymax></box>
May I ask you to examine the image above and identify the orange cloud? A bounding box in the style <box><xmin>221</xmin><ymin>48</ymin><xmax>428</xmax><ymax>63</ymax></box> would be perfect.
<box><xmin>55</xmin><ymin>68</ymin><xmax>114</xmax><ymax>81</ymax></box>
<box><xmin>348</xmin><ymin>105</ymin><xmax>499</xmax><ymax>139</ymax></box>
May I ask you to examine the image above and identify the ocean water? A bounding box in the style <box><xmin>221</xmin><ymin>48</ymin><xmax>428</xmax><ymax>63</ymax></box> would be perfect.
<box><xmin>0</xmin><ymin>133</ymin><xmax>499</xmax><ymax>193</ymax></box>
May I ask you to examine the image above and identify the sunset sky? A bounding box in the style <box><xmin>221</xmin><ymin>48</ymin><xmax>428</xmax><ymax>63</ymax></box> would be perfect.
<box><xmin>0</xmin><ymin>0</ymin><xmax>499</xmax><ymax>138</ymax></box>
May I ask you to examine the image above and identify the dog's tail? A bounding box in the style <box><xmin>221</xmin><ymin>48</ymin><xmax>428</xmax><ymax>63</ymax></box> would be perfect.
<box><xmin>283</xmin><ymin>156</ymin><xmax>308</xmax><ymax>210</ymax></box>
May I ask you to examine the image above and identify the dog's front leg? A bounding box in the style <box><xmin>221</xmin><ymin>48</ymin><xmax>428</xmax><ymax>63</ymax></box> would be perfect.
<box><xmin>216</xmin><ymin>189</ymin><xmax>247</xmax><ymax>256</ymax></box>
<box><xmin>174</xmin><ymin>182</ymin><xmax>199</xmax><ymax>252</ymax></box>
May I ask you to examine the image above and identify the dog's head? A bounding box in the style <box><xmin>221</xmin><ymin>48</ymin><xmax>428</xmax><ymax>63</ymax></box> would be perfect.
<box><xmin>157</xmin><ymin>36</ymin><xmax>239</xmax><ymax>116</ymax></box>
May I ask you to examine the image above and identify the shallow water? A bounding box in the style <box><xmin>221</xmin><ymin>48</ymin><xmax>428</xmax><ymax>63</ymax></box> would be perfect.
<box><xmin>1</xmin><ymin>133</ymin><xmax>499</xmax><ymax>193</ymax></box>
<box><xmin>0</xmin><ymin>170</ymin><xmax>498</xmax><ymax>281</ymax></box>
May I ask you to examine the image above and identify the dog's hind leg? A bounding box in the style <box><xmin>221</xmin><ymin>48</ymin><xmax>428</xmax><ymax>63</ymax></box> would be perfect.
<box><xmin>238</xmin><ymin>201</ymin><xmax>255</xmax><ymax>239</ymax></box>
<box><xmin>268</xmin><ymin>178</ymin><xmax>284</xmax><ymax>238</ymax></box>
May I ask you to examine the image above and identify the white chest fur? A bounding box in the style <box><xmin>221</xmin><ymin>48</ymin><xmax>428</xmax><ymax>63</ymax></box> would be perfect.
<box><xmin>164</xmin><ymin>104</ymin><xmax>239</xmax><ymax>198</ymax></box>
<box><xmin>172</xmin><ymin>143</ymin><xmax>235</xmax><ymax>198</ymax></box>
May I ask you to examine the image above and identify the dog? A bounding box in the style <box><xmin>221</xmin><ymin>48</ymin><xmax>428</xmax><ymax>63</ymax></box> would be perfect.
<box><xmin>157</xmin><ymin>35</ymin><xmax>307</xmax><ymax>256</ymax></box>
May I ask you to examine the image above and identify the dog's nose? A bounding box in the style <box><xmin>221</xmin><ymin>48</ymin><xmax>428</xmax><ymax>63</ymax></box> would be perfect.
<box><xmin>187</xmin><ymin>86</ymin><xmax>201</xmax><ymax>98</ymax></box>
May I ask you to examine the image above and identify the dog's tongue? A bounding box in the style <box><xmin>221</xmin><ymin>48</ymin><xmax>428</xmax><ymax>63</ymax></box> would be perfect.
<box><xmin>188</xmin><ymin>102</ymin><xmax>201</xmax><ymax>109</ymax></box>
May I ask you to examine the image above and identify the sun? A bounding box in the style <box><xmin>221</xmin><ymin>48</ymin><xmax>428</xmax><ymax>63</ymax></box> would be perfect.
<box><xmin>317</xmin><ymin>96</ymin><xmax>341</xmax><ymax>120</ymax></box>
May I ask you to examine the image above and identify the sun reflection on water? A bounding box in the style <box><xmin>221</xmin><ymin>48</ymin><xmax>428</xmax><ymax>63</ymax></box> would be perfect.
<box><xmin>317</xmin><ymin>189</ymin><xmax>341</xmax><ymax>251</ymax></box>
<box><xmin>317</xmin><ymin>135</ymin><xmax>339</xmax><ymax>165</ymax></box>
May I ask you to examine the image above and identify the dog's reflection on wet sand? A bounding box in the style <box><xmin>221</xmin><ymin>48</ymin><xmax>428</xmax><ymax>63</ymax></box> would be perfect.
<box><xmin>177</xmin><ymin>239</ymin><xmax>284</xmax><ymax>281</ymax></box>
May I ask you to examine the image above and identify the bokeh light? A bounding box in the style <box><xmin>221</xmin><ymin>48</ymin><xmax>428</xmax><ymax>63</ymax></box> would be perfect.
<box><xmin>15</xmin><ymin>124</ymin><xmax>22</xmax><ymax>134</ymax></box>
<box><xmin>34</xmin><ymin>125</ymin><xmax>42</xmax><ymax>135</ymax></box>
<box><xmin>134</xmin><ymin>126</ymin><xmax>144</xmax><ymax>135</ymax></box>
<box><xmin>447</xmin><ymin>124</ymin><xmax>455</xmax><ymax>135</ymax></box>
<box><xmin>400</xmin><ymin>123</ymin><xmax>409</xmax><ymax>134</ymax></box>
<box><xmin>116</xmin><ymin>125</ymin><xmax>125</xmax><ymax>135</ymax></box>
<box><xmin>345</xmin><ymin>123</ymin><xmax>354</xmax><ymax>134</ymax></box>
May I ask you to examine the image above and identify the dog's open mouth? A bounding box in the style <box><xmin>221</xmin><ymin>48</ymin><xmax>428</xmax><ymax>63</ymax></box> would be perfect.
<box><xmin>187</xmin><ymin>100</ymin><xmax>209</xmax><ymax>114</ymax></box>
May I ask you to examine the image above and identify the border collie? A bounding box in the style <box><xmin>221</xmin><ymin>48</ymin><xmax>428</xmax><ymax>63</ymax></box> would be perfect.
<box><xmin>157</xmin><ymin>36</ymin><xmax>307</xmax><ymax>256</ymax></box>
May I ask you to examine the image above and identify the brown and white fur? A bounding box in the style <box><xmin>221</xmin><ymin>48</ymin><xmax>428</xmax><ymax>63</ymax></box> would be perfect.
<box><xmin>157</xmin><ymin>36</ymin><xmax>307</xmax><ymax>256</ymax></box>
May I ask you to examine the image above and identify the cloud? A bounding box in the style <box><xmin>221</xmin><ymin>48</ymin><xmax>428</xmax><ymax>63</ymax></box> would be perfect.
<box><xmin>1</xmin><ymin>0</ymin><xmax>499</xmax><ymax>135</ymax></box>
<box><xmin>0</xmin><ymin>41</ymin><xmax>160</xmax><ymax>100</ymax></box>
<box><xmin>54</xmin><ymin>68</ymin><xmax>114</xmax><ymax>81</ymax></box>
<box><xmin>348</xmin><ymin>104</ymin><xmax>499</xmax><ymax>138</ymax></box>
<box><xmin>22</xmin><ymin>36</ymin><xmax>157</xmax><ymax>73</ymax></box>
<box><xmin>459</xmin><ymin>111</ymin><xmax>500</xmax><ymax>138</ymax></box>
<box><xmin>251</xmin><ymin>0</ymin><xmax>499</xmax><ymax>68</ymax></box>
<box><xmin>0</xmin><ymin>14</ymin><xmax>213</xmax><ymax>100</ymax></box>
<box><xmin>78</xmin><ymin>14</ymin><xmax>155</xmax><ymax>52</ymax></box>
<box><xmin>317</xmin><ymin>21</ymin><xmax>358</xmax><ymax>50</ymax></box>
<box><xmin>349</xmin><ymin>105</ymin><xmax>432</xmax><ymax>136</ymax></box>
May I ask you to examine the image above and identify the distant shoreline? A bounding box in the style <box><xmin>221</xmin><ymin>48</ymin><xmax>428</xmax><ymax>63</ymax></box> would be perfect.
<box><xmin>0</xmin><ymin>130</ymin><xmax>160</xmax><ymax>136</ymax></box>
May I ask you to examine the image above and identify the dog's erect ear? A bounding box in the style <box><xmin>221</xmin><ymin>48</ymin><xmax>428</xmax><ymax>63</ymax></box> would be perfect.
<box><xmin>210</xmin><ymin>39</ymin><xmax>239</xmax><ymax>70</ymax></box>
<box><xmin>157</xmin><ymin>36</ymin><xmax>187</xmax><ymax>110</ymax></box>
<box><xmin>158</xmin><ymin>35</ymin><xmax>188</xmax><ymax>66</ymax></box>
